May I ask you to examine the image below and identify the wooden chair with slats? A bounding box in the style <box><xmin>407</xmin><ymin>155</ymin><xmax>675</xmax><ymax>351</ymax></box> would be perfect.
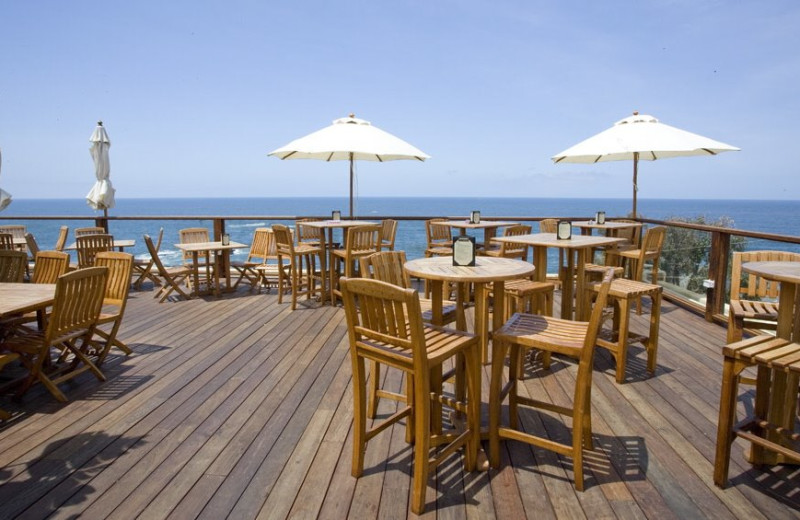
<box><xmin>144</xmin><ymin>234</ymin><xmax>193</xmax><ymax>303</ymax></box>
<box><xmin>92</xmin><ymin>252</ymin><xmax>133</xmax><ymax>365</ymax></box>
<box><xmin>727</xmin><ymin>250</ymin><xmax>800</xmax><ymax>343</ymax></box>
<box><xmin>359</xmin><ymin>250</ymin><xmax>461</xmax><ymax>418</ymax></box>
<box><xmin>132</xmin><ymin>228</ymin><xmax>163</xmax><ymax>290</ymax></box>
<box><xmin>254</xmin><ymin>228</ymin><xmax>284</xmax><ymax>292</ymax></box>
<box><xmin>604</xmin><ymin>219</ymin><xmax>642</xmax><ymax>266</ymax></box>
<box><xmin>2</xmin><ymin>266</ymin><xmax>108</xmax><ymax>402</ymax></box>
<box><xmin>380</xmin><ymin>219</ymin><xmax>398</xmax><ymax>251</ymax></box>
<box><xmin>0</xmin><ymin>352</ymin><xmax>20</xmax><ymax>419</ymax></box>
<box><xmin>54</xmin><ymin>226</ymin><xmax>69</xmax><ymax>252</ymax></box>
<box><xmin>0</xmin><ymin>250</ymin><xmax>27</xmax><ymax>282</ymax></box>
<box><xmin>76</xmin><ymin>233</ymin><xmax>114</xmax><ymax>268</ymax></box>
<box><xmin>0</xmin><ymin>233</ymin><xmax>14</xmax><ymax>250</ymax></box>
<box><xmin>538</xmin><ymin>218</ymin><xmax>565</xmax><ymax>288</ymax></box>
<box><xmin>330</xmin><ymin>224</ymin><xmax>381</xmax><ymax>304</ymax></box>
<box><xmin>0</xmin><ymin>251</ymin><xmax>71</xmax><ymax>334</ymax></box>
<box><xmin>273</xmin><ymin>224</ymin><xmax>325</xmax><ymax>310</ymax></box>
<box><xmin>179</xmin><ymin>227</ymin><xmax>213</xmax><ymax>290</ymax></box>
<box><xmin>340</xmin><ymin>277</ymin><xmax>481</xmax><ymax>515</ymax></box>
<box><xmin>296</xmin><ymin>218</ymin><xmax>324</xmax><ymax>247</ymax></box>
<box><xmin>489</xmin><ymin>269</ymin><xmax>614</xmax><ymax>492</ymax></box>
<box><xmin>424</xmin><ymin>218</ymin><xmax>453</xmax><ymax>257</ymax></box>
<box><xmin>485</xmin><ymin>224</ymin><xmax>531</xmax><ymax>260</ymax></box>
<box><xmin>0</xmin><ymin>225</ymin><xmax>26</xmax><ymax>252</ymax></box>
<box><xmin>74</xmin><ymin>226</ymin><xmax>106</xmax><ymax>238</ymax></box>
<box><xmin>231</xmin><ymin>227</ymin><xmax>273</xmax><ymax>291</ymax></box>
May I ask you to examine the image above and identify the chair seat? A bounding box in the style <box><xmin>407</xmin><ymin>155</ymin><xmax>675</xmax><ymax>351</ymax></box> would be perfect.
<box><xmin>425</xmin><ymin>246</ymin><xmax>453</xmax><ymax>256</ymax></box>
<box><xmin>729</xmin><ymin>299</ymin><xmax>779</xmax><ymax>321</ymax></box>
<box><xmin>331</xmin><ymin>248</ymin><xmax>377</xmax><ymax>259</ymax></box>
<box><xmin>361</xmin><ymin>324</ymin><xmax>477</xmax><ymax>367</ymax></box>
<box><xmin>419</xmin><ymin>298</ymin><xmax>458</xmax><ymax>325</ymax></box>
<box><xmin>504</xmin><ymin>279</ymin><xmax>555</xmax><ymax>296</ymax></box>
<box><xmin>495</xmin><ymin>313</ymin><xmax>588</xmax><ymax>356</ymax></box>
<box><xmin>584</xmin><ymin>263</ymin><xmax>624</xmax><ymax>278</ymax></box>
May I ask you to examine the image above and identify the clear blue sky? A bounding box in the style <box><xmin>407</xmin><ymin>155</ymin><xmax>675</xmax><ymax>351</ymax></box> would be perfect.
<box><xmin>1</xmin><ymin>1</ymin><xmax>798</xmax><ymax>201</ymax></box>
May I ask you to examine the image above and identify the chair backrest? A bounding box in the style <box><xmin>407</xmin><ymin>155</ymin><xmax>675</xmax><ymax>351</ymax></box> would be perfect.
<box><xmin>0</xmin><ymin>233</ymin><xmax>14</xmax><ymax>250</ymax></box>
<box><xmin>614</xmin><ymin>219</ymin><xmax>641</xmax><ymax>248</ymax></box>
<box><xmin>0</xmin><ymin>250</ymin><xmax>27</xmax><ymax>282</ymax></box>
<box><xmin>75</xmin><ymin>226</ymin><xmax>106</xmax><ymax>238</ymax></box>
<box><xmin>95</xmin><ymin>252</ymin><xmax>133</xmax><ymax>312</ymax></box>
<box><xmin>245</xmin><ymin>227</ymin><xmax>275</xmax><ymax>264</ymax></box>
<box><xmin>539</xmin><ymin>219</ymin><xmax>557</xmax><ymax>233</ymax></box>
<box><xmin>730</xmin><ymin>250</ymin><xmax>800</xmax><ymax>301</ymax></box>
<box><xmin>45</xmin><ymin>266</ymin><xmax>108</xmax><ymax>345</ymax></box>
<box><xmin>360</xmin><ymin>251</ymin><xmax>411</xmax><ymax>288</ymax></box>
<box><xmin>25</xmin><ymin>232</ymin><xmax>40</xmax><ymax>257</ymax></box>
<box><xmin>340</xmin><ymin>277</ymin><xmax>427</xmax><ymax>361</ymax></box>
<box><xmin>32</xmin><ymin>251</ymin><xmax>70</xmax><ymax>284</ymax></box>
<box><xmin>380</xmin><ymin>219</ymin><xmax>398</xmax><ymax>250</ymax></box>
<box><xmin>583</xmin><ymin>269</ymin><xmax>615</xmax><ymax>355</ymax></box>
<box><xmin>54</xmin><ymin>226</ymin><xmax>69</xmax><ymax>251</ymax></box>
<box><xmin>0</xmin><ymin>225</ymin><xmax>26</xmax><ymax>240</ymax></box>
<box><xmin>425</xmin><ymin>218</ymin><xmax>451</xmax><ymax>247</ymax></box>
<box><xmin>179</xmin><ymin>227</ymin><xmax>210</xmax><ymax>263</ymax></box>
<box><xmin>76</xmin><ymin>234</ymin><xmax>114</xmax><ymax>268</ymax></box>
<box><xmin>272</xmin><ymin>224</ymin><xmax>296</xmax><ymax>257</ymax></box>
<box><xmin>144</xmin><ymin>234</ymin><xmax>173</xmax><ymax>279</ymax></box>
<box><xmin>296</xmin><ymin>219</ymin><xmax>323</xmax><ymax>244</ymax></box>
<box><xmin>495</xmin><ymin>224</ymin><xmax>532</xmax><ymax>259</ymax></box>
<box><xmin>344</xmin><ymin>225</ymin><xmax>381</xmax><ymax>255</ymax></box>
<box><xmin>639</xmin><ymin>226</ymin><xmax>666</xmax><ymax>260</ymax></box>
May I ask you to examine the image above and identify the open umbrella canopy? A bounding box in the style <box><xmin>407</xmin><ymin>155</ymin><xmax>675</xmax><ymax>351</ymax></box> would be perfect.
<box><xmin>269</xmin><ymin>114</ymin><xmax>430</xmax><ymax>217</ymax></box>
<box><xmin>0</xmin><ymin>148</ymin><xmax>11</xmax><ymax>211</ymax></box>
<box><xmin>86</xmin><ymin>121</ymin><xmax>116</xmax><ymax>213</ymax></box>
<box><xmin>552</xmin><ymin>112</ymin><xmax>740</xmax><ymax>217</ymax></box>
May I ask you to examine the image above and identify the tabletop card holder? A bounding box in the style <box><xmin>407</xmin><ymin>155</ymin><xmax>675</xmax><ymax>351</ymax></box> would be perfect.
<box><xmin>470</xmin><ymin>210</ymin><xmax>481</xmax><ymax>224</ymax></box>
<box><xmin>557</xmin><ymin>220</ymin><xmax>572</xmax><ymax>240</ymax></box>
<box><xmin>453</xmin><ymin>236</ymin><xmax>476</xmax><ymax>266</ymax></box>
<box><xmin>596</xmin><ymin>211</ymin><xmax>606</xmax><ymax>225</ymax></box>
<box><xmin>332</xmin><ymin>210</ymin><xmax>341</xmax><ymax>221</ymax></box>
<box><xmin>222</xmin><ymin>233</ymin><xmax>230</xmax><ymax>246</ymax></box>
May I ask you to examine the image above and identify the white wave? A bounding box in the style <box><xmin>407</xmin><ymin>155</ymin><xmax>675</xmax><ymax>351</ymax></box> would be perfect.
<box><xmin>228</xmin><ymin>222</ymin><xmax>266</xmax><ymax>228</ymax></box>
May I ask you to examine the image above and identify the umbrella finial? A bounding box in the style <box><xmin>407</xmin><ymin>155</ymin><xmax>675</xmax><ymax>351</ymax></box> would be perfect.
<box><xmin>97</xmin><ymin>120</ymin><xmax>103</xmax><ymax>126</ymax></box>
<box><xmin>632</xmin><ymin>111</ymin><xmax>638</xmax><ymax>116</ymax></box>
<box><xmin>349</xmin><ymin>113</ymin><xmax>355</xmax><ymax>118</ymax></box>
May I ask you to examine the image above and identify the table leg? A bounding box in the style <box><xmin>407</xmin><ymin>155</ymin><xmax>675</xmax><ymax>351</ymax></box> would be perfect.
<box><xmin>212</xmin><ymin>249</ymin><xmax>222</xmax><ymax>297</ymax></box>
<box><xmin>532</xmin><ymin>246</ymin><xmax>547</xmax><ymax>283</ymax></box>
<box><xmin>575</xmin><ymin>249</ymin><xmax>587</xmax><ymax>320</ymax></box>
<box><xmin>192</xmin><ymin>252</ymin><xmax>201</xmax><ymax>297</ymax></box>
<box><xmin>561</xmin><ymin>249</ymin><xmax>575</xmax><ymax>320</ymax></box>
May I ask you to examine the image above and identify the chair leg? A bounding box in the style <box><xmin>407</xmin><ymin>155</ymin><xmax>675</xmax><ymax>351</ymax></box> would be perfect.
<box><xmin>368</xmin><ymin>360</ymin><xmax>380</xmax><ymax>419</ymax></box>
<box><xmin>488</xmin><ymin>338</ymin><xmax>507</xmax><ymax>468</ymax></box>
<box><xmin>351</xmin><ymin>353</ymin><xmax>367</xmax><ymax>478</ymax></box>
<box><xmin>411</xmin><ymin>367</ymin><xmax>431</xmax><ymax>515</ymax></box>
<box><xmin>714</xmin><ymin>355</ymin><xmax>741</xmax><ymax>487</ymax></box>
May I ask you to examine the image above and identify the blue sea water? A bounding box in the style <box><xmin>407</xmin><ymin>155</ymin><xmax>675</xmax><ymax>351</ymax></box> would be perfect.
<box><xmin>2</xmin><ymin>197</ymin><xmax>799</xmax><ymax>267</ymax></box>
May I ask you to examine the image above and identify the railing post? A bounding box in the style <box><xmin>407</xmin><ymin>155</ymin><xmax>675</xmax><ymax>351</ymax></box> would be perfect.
<box><xmin>705</xmin><ymin>230</ymin><xmax>731</xmax><ymax>321</ymax></box>
<box><xmin>213</xmin><ymin>218</ymin><xmax>229</xmax><ymax>281</ymax></box>
<box><xmin>95</xmin><ymin>217</ymin><xmax>109</xmax><ymax>233</ymax></box>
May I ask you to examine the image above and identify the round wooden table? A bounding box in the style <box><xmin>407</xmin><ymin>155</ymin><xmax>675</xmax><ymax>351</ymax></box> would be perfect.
<box><xmin>404</xmin><ymin>256</ymin><xmax>535</xmax><ymax>362</ymax></box>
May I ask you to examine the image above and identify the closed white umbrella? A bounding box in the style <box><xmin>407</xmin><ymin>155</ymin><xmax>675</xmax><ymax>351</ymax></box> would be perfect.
<box><xmin>552</xmin><ymin>112</ymin><xmax>740</xmax><ymax>217</ymax></box>
<box><xmin>86</xmin><ymin>121</ymin><xmax>116</xmax><ymax>216</ymax></box>
<box><xmin>0</xmin><ymin>148</ymin><xmax>11</xmax><ymax>211</ymax></box>
<box><xmin>269</xmin><ymin>114</ymin><xmax>430</xmax><ymax>218</ymax></box>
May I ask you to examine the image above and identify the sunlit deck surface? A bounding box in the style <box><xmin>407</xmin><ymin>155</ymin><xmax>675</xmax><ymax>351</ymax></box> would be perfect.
<box><xmin>1</xmin><ymin>284</ymin><xmax>798</xmax><ymax>519</ymax></box>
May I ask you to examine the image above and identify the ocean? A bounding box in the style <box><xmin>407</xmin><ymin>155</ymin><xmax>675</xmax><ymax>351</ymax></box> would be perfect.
<box><xmin>2</xmin><ymin>197</ymin><xmax>799</xmax><ymax>267</ymax></box>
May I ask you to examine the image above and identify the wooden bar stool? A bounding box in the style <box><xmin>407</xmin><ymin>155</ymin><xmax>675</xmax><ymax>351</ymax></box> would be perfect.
<box><xmin>586</xmin><ymin>277</ymin><xmax>662</xmax><ymax>383</ymax></box>
<box><xmin>714</xmin><ymin>335</ymin><xmax>800</xmax><ymax>487</ymax></box>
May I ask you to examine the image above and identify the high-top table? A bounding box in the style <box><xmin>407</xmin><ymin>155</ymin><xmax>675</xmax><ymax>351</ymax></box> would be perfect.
<box><xmin>174</xmin><ymin>241</ymin><xmax>247</xmax><ymax>297</ymax></box>
<box><xmin>492</xmin><ymin>233</ymin><xmax>625</xmax><ymax>320</ymax></box>
<box><xmin>299</xmin><ymin>220</ymin><xmax>379</xmax><ymax>304</ymax></box>
<box><xmin>404</xmin><ymin>255</ymin><xmax>535</xmax><ymax>363</ymax></box>
<box><xmin>572</xmin><ymin>220</ymin><xmax>642</xmax><ymax>264</ymax></box>
<box><xmin>443</xmin><ymin>220</ymin><xmax>520</xmax><ymax>246</ymax></box>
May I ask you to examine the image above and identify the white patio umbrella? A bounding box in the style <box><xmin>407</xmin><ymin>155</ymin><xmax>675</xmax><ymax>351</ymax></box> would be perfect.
<box><xmin>552</xmin><ymin>112</ymin><xmax>740</xmax><ymax>218</ymax></box>
<box><xmin>268</xmin><ymin>114</ymin><xmax>430</xmax><ymax>218</ymax></box>
<box><xmin>0</xmin><ymin>148</ymin><xmax>11</xmax><ymax>211</ymax></box>
<box><xmin>86</xmin><ymin>121</ymin><xmax>116</xmax><ymax>217</ymax></box>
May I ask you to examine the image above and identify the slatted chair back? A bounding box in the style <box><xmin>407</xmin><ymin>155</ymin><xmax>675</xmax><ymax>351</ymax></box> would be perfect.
<box><xmin>730</xmin><ymin>250</ymin><xmax>800</xmax><ymax>301</ymax></box>
<box><xmin>344</xmin><ymin>225</ymin><xmax>381</xmax><ymax>255</ymax></box>
<box><xmin>54</xmin><ymin>226</ymin><xmax>69</xmax><ymax>251</ymax></box>
<box><xmin>45</xmin><ymin>266</ymin><xmax>108</xmax><ymax>345</ymax></box>
<box><xmin>273</xmin><ymin>224</ymin><xmax>296</xmax><ymax>257</ymax></box>
<box><xmin>32</xmin><ymin>251</ymin><xmax>70</xmax><ymax>284</ymax></box>
<box><xmin>132</xmin><ymin>228</ymin><xmax>164</xmax><ymax>290</ymax></box>
<box><xmin>615</xmin><ymin>219</ymin><xmax>641</xmax><ymax>248</ymax></box>
<box><xmin>25</xmin><ymin>233</ymin><xmax>40</xmax><ymax>258</ymax></box>
<box><xmin>95</xmin><ymin>252</ymin><xmax>133</xmax><ymax>308</ymax></box>
<box><xmin>0</xmin><ymin>233</ymin><xmax>14</xmax><ymax>250</ymax></box>
<box><xmin>245</xmin><ymin>228</ymin><xmax>273</xmax><ymax>263</ymax></box>
<box><xmin>0</xmin><ymin>225</ymin><xmax>26</xmax><ymax>243</ymax></box>
<box><xmin>76</xmin><ymin>233</ymin><xmax>114</xmax><ymax>268</ymax></box>
<box><xmin>74</xmin><ymin>226</ymin><xmax>106</xmax><ymax>238</ymax></box>
<box><xmin>360</xmin><ymin>250</ymin><xmax>411</xmax><ymax>288</ymax></box>
<box><xmin>0</xmin><ymin>250</ymin><xmax>27</xmax><ymax>282</ymax></box>
<box><xmin>632</xmin><ymin>226</ymin><xmax>666</xmax><ymax>281</ymax></box>
<box><xmin>584</xmin><ymin>269</ymin><xmax>615</xmax><ymax>353</ymax></box>
<box><xmin>494</xmin><ymin>224</ymin><xmax>532</xmax><ymax>259</ymax></box>
<box><xmin>425</xmin><ymin>218</ymin><xmax>452</xmax><ymax>248</ymax></box>
<box><xmin>144</xmin><ymin>234</ymin><xmax>192</xmax><ymax>302</ymax></box>
<box><xmin>539</xmin><ymin>218</ymin><xmax>557</xmax><ymax>233</ymax></box>
<box><xmin>179</xmin><ymin>227</ymin><xmax>211</xmax><ymax>264</ymax></box>
<box><xmin>380</xmin><ymin>219</ymin><xmax>398</xmax><ymax>251</ymax></box>
<box><xmin>296</xmin><ymin>218</ymin><xmax>323</xmax><ymax>245</ymax></box>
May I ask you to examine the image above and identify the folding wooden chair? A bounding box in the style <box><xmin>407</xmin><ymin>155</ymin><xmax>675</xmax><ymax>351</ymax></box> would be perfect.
<box><xmin>231</xmin><ymin>227</ymin><xmax>273</xmax><ymax>291</ymax></box>
<box><xmin>93</xmin><ymin>252</ymin><xmax>134</xmax><ymax>365</ymax></box>
<box><xmin>380</xmin><ymin>219</ymin><xmax>398</xmax><ymax>251</ymax></box>
<box><xmin>74</xmin><ymin>226</ymin><xmax>105</xmax><ymax>238</ymax></box>
<box><xmin>0</xmin><ymin>233</ymin><xmax>15</xmax><ymax>250</ymax></box>
<box><xmin>76</xmin><ymin>233</ymin><xmax>114</xmax><ymax>268</ymax></box>
<box><xmin>0</xmin><ymin>250</ymin><xmax>27</xmax><ymax>282</ymax></box>
<box><xmin>144</xmin><ymin>234</ymin><xmax>193</xmax><ymax>303</ymax></box>
<box><xmin>0</xmin><ymin>251</ymin><xmax>70</xmax><ymax>334</ymax></box>
<box><xmin>2</xmin><ymin>266</ymin><xmax>108</xmax><ymax>402</ymax></box>
<box><xmin>133</xmin><ymin>228</ymin><xmax>163</xmax><ymax>290</ymax></box>
<box><xmin>54</xmin><ymin>225</ymin><xmax>70</xmax><ymax>252</ymax></box>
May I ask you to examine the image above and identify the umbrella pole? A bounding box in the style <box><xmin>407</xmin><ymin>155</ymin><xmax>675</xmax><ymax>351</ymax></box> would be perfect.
<box><xmin>632</xmin><ymin>152</ymin><xmax>639</xmax><ymax>219</ymax></box>
<box><xmin>349</xmin><ymin>153</ymin><xmax>354</xmax><ymax>218</ymax></box>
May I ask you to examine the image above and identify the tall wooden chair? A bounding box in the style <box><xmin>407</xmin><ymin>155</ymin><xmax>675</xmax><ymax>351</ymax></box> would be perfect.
<box><xmin>296</xmin><ymin>218</ymin><xmax>323</xmax><ymax>247</ymax></box>
<box><xmin>2</xmin><ymin>266</ymin><xmax>108</xmax><ymax>402</ymax></box>
<box><xmin>489</xmin><ymin>269</ymin><xmax>614</xmax><ymax>491</ymax></box>
<box><xmin>273</xmin><ymin>224</ymin><xmax>325</xmax><ymax>310</ymax></box>
<box><xmin>92</xmin><ymin>252</ymin><xmax>134</xmax><ymax>365</ymax></box>
<box><xmin>424</xmin><ymin>218</ymin><xmax>453</xmax><ymax>257</ymax></box>
<box><xmin>144</xmin><ymin>234</ymin><xmax>193</xmax><ymax>303</ymax></box>
<box><xmin>359</xmin><ymin>250</ymin><xmax>461</xmax><ymax>418</ymax></box>
<box><xmin>380</xmin><ymin>219</ymin><xmax>398</xmax><ymax>251</ymax></box>
<box><xmin>254</xmin><ymin>228</ymin><xmax>283</xmax><ymax>292</ymax></box>
<box><xmin>76</xmin><ymin>233</ymin><xmax>114</xmax><ymax>268</ymax></box>
<box><xmin>0</xmin><ymin>233</ymin><xmax>14</xmax><ymax>250</ymax></box>
<box><xmin>727</xmin><ymin>250</ymin><xmax>800</xmax><ymax>343</ymax></box>
<box><xmin>340</xmin><ymin>277</ymin><xmax>481</xmax><ymax>515</ymax></box>
<box><xmin>179</xmin><ymin>227</ymin><xmax>213</xmax><ymax>290</ymax></box>
<box><xmin>0</xmin><ymin>250</ymin><xmax>27</xmax><ymax>282</ymax></box>
<box><xmin>485</xmin><ymin>224</ymin><xmax>531</xmax><ymax>260</ymax></box>
<box><xmin>54</xmin><ymin>225</ymin><xmax>69</xmax><ymax>251</ymax></box>
<box><xmin>32</xmin><ymin>251</ymin><xmax>70</xmax><ymax>284</ymax></box>
<box><xmin>231</xmin><ymin>227</ymin><xmax>273</xmax><ymax>291</ymax></box>
<box><xmin>617</xmin><ymin>226</ymin><xmax>666</xmax><ymax>314</ymax></box>
<box><xmin>74</xmin><ymin>226</ymin><xmax>106</xmax><ymax>238</ymax></box>
<box><xmin>132</xmin><ymin>228</ymin><xmax>163</xmax><ymax>290</ymax></box>
<box><xmin>0</xmin><ymin>225</ymin><xmax>26</xmax><ymax>251</ymax></box>
<box><xmin>330</xmin><ymin>224</ymin><xmax>381</xmax><ymax>304</ymax></box>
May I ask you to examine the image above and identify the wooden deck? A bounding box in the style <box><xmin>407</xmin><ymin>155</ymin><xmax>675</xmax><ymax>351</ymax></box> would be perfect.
<box><xmin>1</xmin><ymin>284</ymin><xmax>799</xmax><ymax>519</ymax></box>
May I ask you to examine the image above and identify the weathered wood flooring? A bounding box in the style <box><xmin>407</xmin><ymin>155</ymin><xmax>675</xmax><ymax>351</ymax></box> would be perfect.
<box><xmin>1</xmin><ymin>284</ymin><xmax>798</xmax><ymax>519</ymax></box>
